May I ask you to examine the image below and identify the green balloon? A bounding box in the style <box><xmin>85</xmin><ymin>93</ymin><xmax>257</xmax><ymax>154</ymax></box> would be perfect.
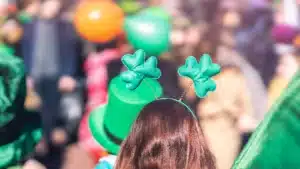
<box><xmin>124</xmin><ymin>14</ymin><xmax>171</xmax><ymax>56</ymax></box>
<box><xmin>140</xmin><ymin>7</ymin><xmax>171</xmax><ymax>21</ymax></box>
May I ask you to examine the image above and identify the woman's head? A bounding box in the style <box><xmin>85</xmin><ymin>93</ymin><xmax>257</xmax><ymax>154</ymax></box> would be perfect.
<box><xmin>40</xmin><ymin>0</ymin><xmax>61</xmax><ymax>19</ymax></box>
<box><xmin>39</xmin><ymin>0</ymin><xmax>72</xmax><ymax>19</ymax></box>
<box><xmin>18</xmin><ymin>0</ymin><xmax>40</xmax><ymax>16</ymax></box>
<box><xmin>115</xmin><ymin>99</ymin><xmax>215</xmax><ymax>169</ymax></box>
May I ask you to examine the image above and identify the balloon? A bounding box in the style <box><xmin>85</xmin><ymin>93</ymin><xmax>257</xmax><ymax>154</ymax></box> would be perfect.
<box><xmin>124</xmin><ymin>14</ymin><xmax>170</xmax><ymax>56</ymax></box>
<box><xmin>74</xmin><ymin>1</ymin><xmax>124</xmax><ymax>43</ymax></box>
<box><xmin>140</xmin><ymin>7</ymin><xmax>170</xmax><ymax>21</ymax></box>
<box><xmin>119</xmin><ymin>1</ymin><xmax>142</xmax><ymax>14</ymax></box>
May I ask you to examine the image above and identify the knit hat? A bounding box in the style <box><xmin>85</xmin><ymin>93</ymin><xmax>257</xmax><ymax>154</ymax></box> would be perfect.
<box><xmin>272</xmin><ymin>24</ymin><xmax>300</xmax><ymax>54</ymax></box>
<box><xmin>0</xmin><ymin>44</ymin><xmax>41</xmax><ymax>168</ymax></box>
<box><xmin>89</xmin><ymin>50</ymin><xmax>163</xmax><ymax>154</ymax></box>
<box><xmin>232</xmin><ymin>71</ymin><xmax>300</xmax><ymax>168</ymax></box>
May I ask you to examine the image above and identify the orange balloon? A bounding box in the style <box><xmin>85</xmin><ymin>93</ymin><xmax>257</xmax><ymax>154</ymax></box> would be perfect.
<box><xmin>74</xmin><ymin>1</ymin><xmax>124</xmax><ymax>43</ymax></box>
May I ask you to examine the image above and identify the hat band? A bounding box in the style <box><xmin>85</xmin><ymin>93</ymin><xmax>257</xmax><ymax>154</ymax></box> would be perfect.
<box><xmin>0</xmin><ymin>115</ymin><xmax>22</xmax><ymax>146</ymax></box>
<box><xmin>104</xmin><ymin>124</ymin><xmax>122</xmax><ymax>146</ymax></box>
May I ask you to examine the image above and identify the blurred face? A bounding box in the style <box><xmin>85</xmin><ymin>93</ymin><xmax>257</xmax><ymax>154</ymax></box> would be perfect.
<box><xmin>1</xmin><ymin>19</ymin><xmax>23</xmax><ymax>44</ymax></box>
<box><xmin>171</xmin><ymin>29</ymin><xmax>185</xmax><ymax>46</ymax></box>
<box><xmin>222</xmin><ymin>11</ymin><xmax>240</xmax><ymax>28</ymax></box>
<box><xmin>25</xmin><ymin>1</ymin><xmax>41</xmax><ymax>16</ymax></box>
<box><xmin>187</xmin><ymin>26</ymin><xmax>203</xmax><ymax>46</ymax></box>
<box><xmin>171</xmin><ymin>26</ymin><xmax>201</xmax><ymax>47</ymax></box>
<box><xmin>40</xmin><ymin>0</ymin><xmax>61</xmax><ymax>19</ymax></box>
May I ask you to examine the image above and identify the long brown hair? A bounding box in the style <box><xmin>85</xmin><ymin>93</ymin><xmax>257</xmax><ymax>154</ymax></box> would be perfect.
<box><xmin>115</xmin><ymin>99</ymin><xmax>216</xmax><ymax>169</ymax></box>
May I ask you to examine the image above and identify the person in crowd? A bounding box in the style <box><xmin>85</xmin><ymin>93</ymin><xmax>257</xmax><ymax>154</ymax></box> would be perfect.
<box><xmin>0</xmin><ymin>44</ymin><xmax>44</xmax><ymax>169</ymax></box>
<box><xmin>0</xmin><ymin>1</ymin><xmax>24</xmax><ymax>58</ymax></box>
<box><xmin>236</xmin><ymin>4</ymin><xmax>278</xmax><ymax>87</ymax></box>
<box><xmin>268</xmin><ymin>48</ymin><xmax>299</xmax><ymax>107</ymax></box>
<box><xmin>197</xmin><ymin>63</ymin><xmax>256</xmax><ymax>169</ymax></box>
<box><xmin>196</xmin><ymin>4</ymin><xmax>258</xmax><ymax>168</ymax></box>
<box><xmin>115</xmin><ymin>99</ymin><xmax>216</xmax><ymax>169</ymax></box>
<box><xmin>169</xmin><ymin>14</ymin><xmax>205</xmax><ymax>112</ymax></box>
<box><xmin>217</xmin><ymin>3</ymin><xmax>269</xmax><ymax>124</ymax></box>
<box><xmin>18</xmin><ymin>0</ymin><xmax>40</xmax><ymax>15</ymax></box>
<box><xmin>268</xmin><ymin>25</ymin><xmax>300</xmax><ymax>108</ymax></box>
<box><xmin>1</xmin><ymin>18</ymin><xmax>23</xmax><ymax>47</ymax></box>
<box><xmin>17</xmin><ymin>0</ymin><xmax>41</xmax><ymax>24</ymax></box>
<box><xmin>21</xmin><ymin>0</ymin><xmax>83</xmax><ymax>155</ymax></box>
<box><xmin>78</xmin><ymin>39</ymin><xmax>120</xmax><ymax>163</ymax></box>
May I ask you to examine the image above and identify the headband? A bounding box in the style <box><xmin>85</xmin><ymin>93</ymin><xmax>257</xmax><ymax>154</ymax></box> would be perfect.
<box><xmin>120</xmin><ymin>49</ymin><xmax>221</xmax><ymax>117</ymax></box>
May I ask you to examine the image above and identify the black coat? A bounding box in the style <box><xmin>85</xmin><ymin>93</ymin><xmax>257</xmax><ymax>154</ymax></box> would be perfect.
<box><xmin>21</xmin><ymin>18</ymin><xmax>82</xmax><ymax>78</ymax></box>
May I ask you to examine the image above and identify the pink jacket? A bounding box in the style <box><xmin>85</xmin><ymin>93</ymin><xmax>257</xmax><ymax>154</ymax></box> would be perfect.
<box><xmin>78</xmin><ymin>49</ymin><xmax>120</xmax><ymax>161</ymax></box>
<box><xmin>84</xmin><ymin>49</ymin><xmax>120</xmax><ymax>112</ymax></box>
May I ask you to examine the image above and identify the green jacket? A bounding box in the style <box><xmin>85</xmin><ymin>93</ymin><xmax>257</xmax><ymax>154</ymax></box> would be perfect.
<box><xmin>232</xmin><ymin>71</ymin><xmax>300</xmax><ymax>169</ymax></box>
<box><xmin>0</xmin><ymin>44</ymin><xmax>41</xmax><ymax>169</ymax></box>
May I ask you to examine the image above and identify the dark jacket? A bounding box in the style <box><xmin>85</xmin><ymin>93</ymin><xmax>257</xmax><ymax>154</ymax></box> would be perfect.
<box><xmin>21</xmin><ymin>17</ymin><xmax>82</xmax><ymax>78</ymax></box>
<box><xmin>236</xmin><ymin>8</ymin><xmax>278</xmax><ymax>87</ymax></box>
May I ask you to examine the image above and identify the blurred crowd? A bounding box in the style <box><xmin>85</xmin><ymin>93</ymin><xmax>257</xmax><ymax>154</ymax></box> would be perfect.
<box><xmin>1</xmin><ymin>0</ymin><xmax>300</xmax><ymax>168</ymax></box>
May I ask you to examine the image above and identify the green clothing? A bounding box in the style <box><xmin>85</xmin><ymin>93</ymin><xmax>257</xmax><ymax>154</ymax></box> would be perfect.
<box><xmin>0</xmin><ymin>44</ymin><xmax>41</xmax><ymax>169</ymax></box>
<box><xmin>232</xmin><ymin>71</ymin><xmax>300</xmax><ymax>169</ymax></box>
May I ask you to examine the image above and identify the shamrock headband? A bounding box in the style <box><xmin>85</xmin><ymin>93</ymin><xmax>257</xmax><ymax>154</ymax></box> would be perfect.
<box><xmin>120</xmin><ymin>49</ymin><xmax>221</xmax><ymax>117</ymax></box>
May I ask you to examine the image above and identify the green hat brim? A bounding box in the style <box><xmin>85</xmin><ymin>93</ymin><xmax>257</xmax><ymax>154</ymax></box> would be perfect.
<box><xmin>89</xmin><ymin>105</ymin><xmax>120</xmax><ymax>155</ymax></box>
<box><xmin>0</xmin><ymin>112</ymin><xmax>42</xmax><ymax>168</ymax></box>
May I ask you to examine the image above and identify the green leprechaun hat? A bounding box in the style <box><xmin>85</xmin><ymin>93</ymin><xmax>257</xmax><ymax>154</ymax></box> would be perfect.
<box><xmin>232</xmin><ymin>71</ymin><xmax>300</xmax><ymax>169</ymax></box>
<box><xmin>0</xmin><ymin>44</ymin><xmax>42</xmax><ymax>168</ymax></box>
<box><xmin>89</xmin><ymin>49</ymin><xmax>163</xmax><ymax>154</ymax></box>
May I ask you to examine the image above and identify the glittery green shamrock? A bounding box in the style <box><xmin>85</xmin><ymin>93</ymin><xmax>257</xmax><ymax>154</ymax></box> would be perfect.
<box><xmin>178</xmin><ymin>54</ymin><xmax>221</xmax><ymax>98</ymax></box>
<box><xmin>121</xmin><ymin>49</ymin><xmax>161</xmax><ymax>90</ymax></box>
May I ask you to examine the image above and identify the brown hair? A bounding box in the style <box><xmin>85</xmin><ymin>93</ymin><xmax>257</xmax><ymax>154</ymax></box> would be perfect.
<box><xmin>115</xmin><ymin>99</ymin><xmax>216</xmax><ymax>169</ymax></box>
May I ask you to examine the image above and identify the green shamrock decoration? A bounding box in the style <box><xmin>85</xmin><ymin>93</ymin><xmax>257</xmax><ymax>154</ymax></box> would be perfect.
<box><xmin>178</xmin><ymin>54</ymin><xmax>221</xmax><ymax>98</ymax></box>
<box><xmin>121</xmin><ymin>49</ymin><xmax>162</xmax><ymax>90</ymax></box>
